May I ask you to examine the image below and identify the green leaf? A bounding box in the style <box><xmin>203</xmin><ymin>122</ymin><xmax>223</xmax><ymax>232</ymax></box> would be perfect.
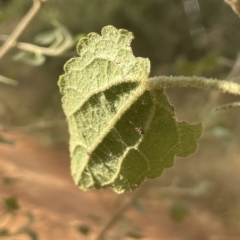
<box><xmin>126</xmin><ymin>231</ymin><xmax>144</xmax><ymax>239</ymax></box>
<box><xmin>34</xmin><ymin>29</ymin><xmax>59</xmax><ymax>46</ymax></box>
<box><xmin>77</xmin><ymin>224</ymin><xmax>91</xmax><ymax>236</ymax></box>
<box><xmin>2</xmin><ymin>177</ymin><xmax>18</xmax><ymax>185</ymax></box>
<box><xmin>58</xmin><ymin>26</ymin><xmax>202</xmax><ymax>193</ymax></box>
<box><xmin>0</xmin><ymin>229</ymin><xmax>10</xmax><ymax>236</ymax></box>
<box><xmin>0</xmin><ymin>134</ymin><xmax>15</xmax><ymax>145</ymax></box>
<box><xmin>3</xmin><ymin>196</ymin><xmax>20</xmax><ymax>212</ymax></box>
<box><xmin>13</xmin><ymin>51</ymin><xmax>45</xmax><ymax>66</ymax></box>
<box><xmin>0</xmin><ymin>11</ymin><xmax>5</xmax><ymax>23</ymax></box>
<box><xmin>169</xmin><ymin>201</ymin><xmax>190</xmax><ymax>223</ymax></box>
<box><xmin>17</xmin><ymin>230</ymin><xmax>38</xmax><ymax>240</ymax></box>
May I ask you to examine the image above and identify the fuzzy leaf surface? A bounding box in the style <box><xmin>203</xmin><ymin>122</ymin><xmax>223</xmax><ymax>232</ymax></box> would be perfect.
<box><xmin>58</xmin><ymin>26</ymin><xmax>202</xmax><ymax>193</ymax></box>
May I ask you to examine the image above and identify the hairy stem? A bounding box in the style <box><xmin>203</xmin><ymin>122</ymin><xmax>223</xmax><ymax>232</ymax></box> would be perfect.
<box><xmin>148</xmin><ymin>76</ymin><xmax>240</xmax><ymax>96</ymax></box>
<box><xmin>0</xmin><ymin>0</ymin><xmax>47</xmax><ymax>59</ymax></box>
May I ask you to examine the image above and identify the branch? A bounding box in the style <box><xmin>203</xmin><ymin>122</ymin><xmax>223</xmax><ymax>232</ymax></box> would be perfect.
<box><xmin>225</xmin><ymin>0</ymin><xmax>240</xmax><ymax>16</ymax></box>
<box><xmin>14</xmin><ymin>30</ymin><xmax>75</xmax><ymax>57</ymax></box>
<box><xmin>0</xmin><ymin>75</ymin><xmax>18</xmax><ymax>86</ymax></box>
<box><xmin>148</xmin><ymin>76</ymin><xmax>240</xmax><ymax>96</ymax></box>
<box><xmin>0</xmin><ymin>0</ymin><xmax>47</xmax><ymax>59</ymax></box>
<box><xmin>1</xmin><ymin>119</ymin><xmax>66</xmax><ymax>131</ymax></box>
<box><xmin>94</xmin><ymin>185</ymin><xmax>148</xmax><ymax>240</ymax></box>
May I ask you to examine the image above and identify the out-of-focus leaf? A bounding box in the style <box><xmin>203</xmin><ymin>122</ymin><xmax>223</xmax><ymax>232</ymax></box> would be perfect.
<box><xmin>0</xmin><ymin>134</ymin><xmax>15</xmax><ymax>145</ymax></box>
<box><xmin>88</xmin><ymin>214</ymin><xmax>101</xmax><ymax>223</ymax></box>
<box><xmin>34</xmin><ymin>21</ymin><xmax>73</xmax><ymax>47</ymax></box>
<box><xmin>18</xmin><ymin>229</ymin><xmax>38</xmax><ymax>240</ymax></box>
<box><xmin>131</xmin><ymin>199</ymin><xmax>145</xmax><ymax>213</ymax></box>
<box><xmin>0</xmin><ymin>228</ymin><xmax>10</xmax><ymax>236</ymax></box>
<box><xmin>13</xmin><ymin>51</ymin><xmax>45</xmax><ymax>66</ymax></box>
<box><xmin>126</xmin><ymin>232</ymin><xmax>144</xmax><ymax>239</ymax></box>
<box><xmin>169</xmin><ymin>201</ymin><xmax>190</xmax><ymax>223</ymax></box>
<box><xmin>26</xmin><ymin>230</ymin><xmax>38</xmax><ymax>240</ymax></box>
<box><xmin>13</xmin><ymin>22</ymin><xmax>75</xmax><ymax>64</ymax></box>
<box><xmin>3</xmin><ymin>196</ymin><xmax>20</xmax><ymax>212</ymax></box>
<box><xmin>34</xmin><ymin>30</ymin><xmax>58</xmax><ymax>46</ymax></box>
<box><xmin>0</xmin><ymin>11</ymin><xmax>5</xmax><ymax>23</ymax></box>
<box><xmin>77</xmin><ymin>224</ymin><xmax>91</xmax><ymax>236</ymax></box>
<box><xmin>174</xmin><ymin>52</ymin><xmax>220</xmax><ymax>75</ymax></box>
<box><xmin>2</xmin><ymin>177</ymin><xmax>18</xmax><ymax>185</ymax></box>
<box><xmin>24</xmin><ymin>212</ymin><xmax>35</xmax><ymax>227</ymax></box>
<box><xmin>211</xmin><ymin>126</ymin><xmax>233</xmax><ymax>142</ymax></box>
<box><xmin>192</xmin><ymin>180</ymin><xmax>214</xmax><ymax>196</ymax></box>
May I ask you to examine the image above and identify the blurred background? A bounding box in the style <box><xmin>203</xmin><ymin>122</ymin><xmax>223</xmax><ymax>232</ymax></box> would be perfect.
<box><xmin>0</xmin><ymin>0</ymin><xmax>240</xmax><ymax>239</ymax></box>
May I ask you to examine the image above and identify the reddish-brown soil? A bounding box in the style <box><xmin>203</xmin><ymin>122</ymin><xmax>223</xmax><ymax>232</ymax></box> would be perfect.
<box><xmin>0</xmin><ymin>132</ymin><xmax>240</xmax><ymax>240</ymax></box>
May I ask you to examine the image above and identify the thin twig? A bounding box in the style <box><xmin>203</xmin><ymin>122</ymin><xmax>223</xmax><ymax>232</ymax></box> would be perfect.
<box><xmin>15</xmin><ymin>32</ymin><xmax>75</xmax><ymax>56</ymax></box>
<box><xmin>0</xmin><ymin>0</ymin><xmax>47</xmax><ymax>59</ymax></box>
<box><xmin>0</xmin><ymin>119</ymin><xmax>66</xmax><ymax>132</ymax></box>
<box><xmin>94</xmin><ymin>185</ymin><xmax>148</xmax><ymax>240</ymax></box>
<box><xmin>0</xmin><ymin>75</ymin><xmax>18</xmax><ymax>86</ymax></box>
<box><xmin>0</xmin><ymin>23</ymin><xmax>77</xmax><ymax>57</ymax></box>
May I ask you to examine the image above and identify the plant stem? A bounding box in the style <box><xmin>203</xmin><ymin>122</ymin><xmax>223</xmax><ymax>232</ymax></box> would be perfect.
<box><xmin>94</xmin><ymin>185</ymin><xmax>148</xmax><ymax>240</ymax></box>
<box><xmin>0</xmin><ymin>75</ymin><xmax>18</xmax><ymax>86</ymax></box>
<box><xmin>148</xmin><ymin>76</ymin><xmax>240</xmax><ymax>96</ymax></box>
<box><xmin>0</xmin><ymin>0</ymin><xmax>47</xmax><ymax>59</ymax></box>
<box><xmin>1</xmin><ymin>119</ymin><xmax>66</xmax><ymax>131</ymax></box>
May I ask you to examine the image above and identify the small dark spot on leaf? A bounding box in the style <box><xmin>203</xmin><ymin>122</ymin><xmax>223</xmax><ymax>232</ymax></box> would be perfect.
<box><xmin>135</xmin><ymin>127</ymin><xmax>144</xmax><ymax>135</ymax></box>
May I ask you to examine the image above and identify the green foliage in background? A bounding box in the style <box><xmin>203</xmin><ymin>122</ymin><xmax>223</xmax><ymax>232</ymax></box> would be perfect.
<box><xmin>1</xmin><ymin>0</ymin><xmax>239</xmax><ymax>126</ymax></box>
<box><xmin>3</xmin><ymin>0</ymin><xmax>240</xmax><ymax>71</ymax></box>
<box><xmin>59</xmin><ymin>26</ymin><xmax>202</xmax><ymax>193</ymax></box>
<box><xmin>0</xmin><ymin>192</ymin><xmax>37</xmax><ymax>240</ymax></box>
<box><xmin>169</xmin><ymin>201</ymin><xmax>190</xmax><ymax>223</ymax></box>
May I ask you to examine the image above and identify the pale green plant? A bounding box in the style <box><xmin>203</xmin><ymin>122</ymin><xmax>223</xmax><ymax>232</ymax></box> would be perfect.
<box><xmin>58</xmin><ymin>26</ymin><xmax>240</xmax><ymax>193</ymax></box>
<box><xmin>0</xmin><ymin>1</ymin><xmax>240</xmax><ymax>239</ymax></box>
